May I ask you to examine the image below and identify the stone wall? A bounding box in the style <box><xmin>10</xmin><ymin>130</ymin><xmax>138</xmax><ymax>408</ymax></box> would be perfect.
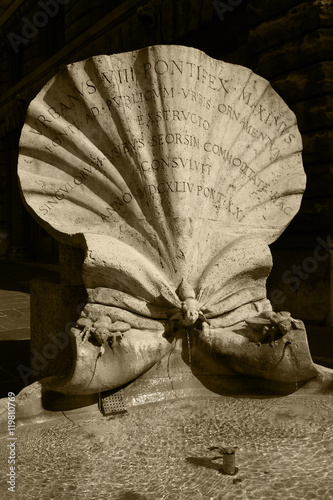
<box><xmin>248</xmin><ymin>0</ymin><xmax>333</xmax><ymax>238</ymax></box>
<box><xmin>247</xmin><ymin>1</ymin><xmax>333</xmax><ymax>352</ymax></box>
<box><xmin>0</xmin><ymin>138</ymin><xmax>8</xmax><ymax>256</ymax></box>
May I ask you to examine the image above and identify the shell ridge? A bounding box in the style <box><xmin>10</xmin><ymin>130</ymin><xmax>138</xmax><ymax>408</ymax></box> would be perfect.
<box><xmin>25</xmin><ymin>94</ymin><xmax>178</xmax><ymax>253</ymax></box>
<box><xmin>218</xmin><ymin>78</ymin><xmax>294</xmax><ymax>168</ymax></box>
<box><xmin>83</xmin><ymin>234</ymin><xmax>181</xmax><ymax>308</ymax></box>
<box><xmin>219</xmin><ymin>94</ymin><xmax>272</xmax><ymax>159</ymax></box>
<box><xmin>202</xmin><ymin>271</ymin><xmax>270</xmax><ymax>311</ymax></box>
<box><xmin>21</xmin><ymin>157</ymin><xmax>175</xmax><ymax>261</ymax></box>
<box><xmin>229</xmin><ymin>161</ymin><xmax>305</xmax><ymax>205</ymax></box>
<box><xmin>205</xmin><ymin>286</ymin><xmax>268</xmax><ymax>318</ymax></box>
<box><xmin>87</xmin><ymin>287</ymin><xmax>176</xmax><ymax>318</ymax></box>
<box><xmin>244</xmin><ymin>150</ymin><xmax>303</xmax><ymax>178</ymax></box>
<box><xmin>58</xmin><ymin>63</ymin><xmax>149</xmax><ymax>196</ymax></box>
<box><xmin>43</xmin><ymin>66</ymin><xmax>112</xmax><ymax>146</ymax></box>
<box><xmin>98</xmin><ymin>52</ymin><xmax>184</xmax><ymax>273</ymax></box>
<box><xmin>127</xmin><ymin>58</ymin><xmax>203</xmax><ymax>275</ymax></box>
<box><xmin>211</xmin><ymin>153</ymin><xmax>304</xmax><ymax>228</ymax></box>
<box><xmin>18</xmin><ymin>45</ymin><xmax>306</xmax><ymax>317</ymax></box>
<box><xmin>239</xmin><ymin>191</ymin><xmax>301</xmax><ymax>220</ymax></box>
<box><xmin>22</xmin><ymin>153</ymin><xmax>146</xmax><ymax>224</ymax></box>
<box><xmin>18</xmin><ymin>150</ymin><xmax>132</xmax><ymax>207</ymax></box>
<box><xmin>23</xmin><ymin>99</ymin><xmax>141</xmax><ymax>195</ymax></box>
<box><xmin>196</xmin><ymin>236</ymin><xmax>272</xmax><ymax>311</ymax></box>
<box><xmin>217</xmin><ymin>66</ymin><xmax>254</xmax><ymax>146</ymax></box>
<box><xmin>209</xmin><ymin>297</ymin><xmax>269</xmax><ymax>324</ymax></box>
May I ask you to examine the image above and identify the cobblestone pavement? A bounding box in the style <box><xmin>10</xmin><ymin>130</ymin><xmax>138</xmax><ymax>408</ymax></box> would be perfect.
<box><xmin>0</xmin><ymin>289</ymin><xmax>30</xmax><ymax>341</ymax></box>
<box><xmin>0</xmin><ymin>261</ymin><xmax>58</xmax><ymax>398</ymax></box>
<box><xmin>0</xmin><ymin>290</ymin><xmax>30</xmax><ymax>398</ymax></box>
<box><xmin>0</xmin><ymin>261</ymin><xmax>58</xmax><ymax>343</ymax></box>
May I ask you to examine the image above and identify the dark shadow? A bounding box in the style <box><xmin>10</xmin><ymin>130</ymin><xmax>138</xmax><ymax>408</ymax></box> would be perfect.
<box><xmin>0</xmin><ymin>339</ymin><xmax>30</xmax><ymax>398</ymax></box>
<box><xmin>114</xmin><ymin>491</ymin><xmax>148</xmax><ymax>500</ymax></box>
<box><xmin>226</xmin><ymin>324</ymin><xmax>284</xmax><ymax>346</ymax></box>
<box><xmin>186</xmin><ymin>456</ymin><xmax>221</xmax><ymax>472</ymax></box>
<box><xmin>193</xmin><ymin>372</ymin><xmax>305</xmax><ymax>397</ymax></box>
<box><xmin>176</xmin><ymin>328</ymin><xmax>305</xmax><ymax>397</ymax></box>
<box><xmin>0</xmin><ymin>261</ymin><xmax>59</xmax><ymax>292</ymax></box>
<box><xmin>187</xmin><ymin>455</ymin><xmax>239</xmax><ymax>476</ymax></box>
<box><xmin>169</xmin><ymin>335</ymin><xmax>298</xmax><ymax>398</ymax></box>
<box><xmin>42</xmin><ymin>377</ymin><xmax>136</xmax><ymax>412</ymax></box>
<box><xmin>42</xmin><ymin>391</ymin><xmax>99</xmax><ymax>411</ymax></box>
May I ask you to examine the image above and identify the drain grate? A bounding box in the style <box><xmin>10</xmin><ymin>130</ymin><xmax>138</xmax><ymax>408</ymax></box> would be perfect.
<box><xmin>99</xmin><ymin>389</ymin><xmax>127</xmax><ymax>416</ymax></box>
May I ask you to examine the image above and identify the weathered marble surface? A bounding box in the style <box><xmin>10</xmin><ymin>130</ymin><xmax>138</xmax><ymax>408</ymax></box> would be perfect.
<box><xmin>17</xmin><ymin>45</ymin><xmax>316</xmax><ymax>395</ymax></box>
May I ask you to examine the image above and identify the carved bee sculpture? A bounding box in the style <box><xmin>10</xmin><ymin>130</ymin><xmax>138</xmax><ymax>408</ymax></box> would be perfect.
<box><xmin>167</xmin><ymin>279</ymin><xmax>211</xmax><ymax>330</ymax></box>
<box><xmin>76</xmin><ymin>315</ymin><xmax>130</xmax><ymax>355</ymax></box>
<box><xmin>245</xmin><ymin>310</ymin><xmax>302</xmax><ymax>347</ymax></box>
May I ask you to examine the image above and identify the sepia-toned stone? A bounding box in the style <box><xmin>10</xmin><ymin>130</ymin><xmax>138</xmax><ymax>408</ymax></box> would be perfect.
<box><xmin>302</xmin><ymin>130</ymin><xmax>333</xmax><ymax>164</ymax></box>
<box><xmin>271</xmin><ymin>62</ymin><xmax>333</xmax><ymax>103</ymax></box>
<box><xmin>17</xmin><ymin>45</ymin><xmax>326</xmax><ymax>396</ymax></box>
<box><xmin>305</xmin><ymin>164</ymin><xmax>333</xmax><ymax>198</ymax></box>
<box><xmin>249</xmin><ymin>1</ymin><xmax>333</xmax><ymax>54</ymax></box>
<box><xmin>291</xmin><ymin>95</ymin><xmax>333</xmax><ymax>133</ymax></box>
<box><xmin>247</xmin><ymin>0</ymin><xmax>301</xmax><ymax>26</ymax></box>
<box><xmin>256</xmin><ymin>29</ymin><xmax>333</xmax><ymax>79</ymax></box>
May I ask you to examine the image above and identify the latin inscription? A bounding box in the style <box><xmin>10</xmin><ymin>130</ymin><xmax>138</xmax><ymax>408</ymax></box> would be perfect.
<box><xmin>139</xmin><ymin>157</ymin><xmax>212</xmax><ymax>175</ymax></box>
<box><xmin>135</xmin><ymin>180</ymin><xmax>244</xmax><ymax>222</ymax></box>
<box><xmin>99</xmin><ymin>181</ymin><xmax>244</xmax><ymax>223</ymax></box>
<box><xmin>218</xmin><ymin>102</ymin><xmax>295</xmax><ymax>146</ymax></box>
<box><xmin>137</xmin><ymin>109</ymin><xmax>210</xmax><ymax>130</ymax></box>
<box><xmin>38</xmin><ymin>156</ymin><xmax>106</xmax><ymax>216</ymax></box>
<box><xmin>28</xmin><ymin>57</ymin><xmax>293</xmax><ymax>161</ymax></box>
<box><xmin>30</xmin><ymin>53</ymin><xmax>297</xmax><ymax>224</ymax></box>
<box><xmin>106</xmin><ymin>86</ymin><xmax>174</xmax><ymax>107</ymax></box>
<box><xmin>99</xmin><ymin>58</ymin><xmax>230</xmax><ymax>92</ymax></box>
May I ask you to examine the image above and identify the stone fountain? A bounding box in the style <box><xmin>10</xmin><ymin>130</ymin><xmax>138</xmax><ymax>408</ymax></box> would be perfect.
<box><xmin>10</xmin><ymin>45</ymin><xmax>333</xmax><ymax>418</ymax></box>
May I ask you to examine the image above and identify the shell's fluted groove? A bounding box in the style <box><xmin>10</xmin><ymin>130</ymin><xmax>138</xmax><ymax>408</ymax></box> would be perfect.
<box><xmin>18</xmin><ymin>45</ymin><xmax>305</xmax><ymax>320</ymax></box>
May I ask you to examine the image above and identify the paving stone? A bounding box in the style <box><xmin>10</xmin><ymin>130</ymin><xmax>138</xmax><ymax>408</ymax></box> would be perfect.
<box><xmin>0</xmin><ymin>315</ymin><xmax>30</xmax><ymax>330</ymax></box>
<box><xmin>13</xmin><ymin>306</ymin><xmax>30</xmax><ymax>314</ymax></box>
<box><xmin>0</xmin><ymin>297</ymin><xmax>30</xmax><ymax>304</ymax></box>
<box><xmin>0</xmin><ymin>308</ymin><xmax>25</xmax><ymax>317</ymax></box>
<box><xmin>0</xmin><ymin>301</ymin><xmax>30</xmax><ymax>311</ymax></box>
<box><xmin>0</xmin><ymin>327</ymin><xmax>30</xmax><ymax>341</ymax></box>
<box><xmin>0</xmin><ymin>290</ymin><xmax>28</xmax><ymax>298</ymax></box>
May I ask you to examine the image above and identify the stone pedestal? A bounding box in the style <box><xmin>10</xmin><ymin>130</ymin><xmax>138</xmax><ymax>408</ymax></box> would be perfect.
<box><xmin>29</xmin><ymin>244</ymin><xmax>86</xmax><ymax>382</ymax></box>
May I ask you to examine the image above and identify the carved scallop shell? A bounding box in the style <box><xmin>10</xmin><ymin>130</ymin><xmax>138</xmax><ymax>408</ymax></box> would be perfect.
<box><xmin>18</xmin><ymin>45</ymin><xmax>305</xmax><ymax>324</ymax></box>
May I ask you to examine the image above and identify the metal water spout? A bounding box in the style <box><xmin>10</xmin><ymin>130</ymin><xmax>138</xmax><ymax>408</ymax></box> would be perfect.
<box><xmin>209</xmin><ymin>446</ymin><xmax>238</xmax><ymax>475</ymax></box>
<box><xmin>222</xmin><ymin>447</ymin><xmax>237</xmax><ymax>475</ymax></box>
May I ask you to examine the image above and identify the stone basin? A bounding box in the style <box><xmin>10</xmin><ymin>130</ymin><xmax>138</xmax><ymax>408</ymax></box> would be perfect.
<box><xmin>1</xmin><ymin>339</ymin><xmax>333</xmax><ymax>500</ymax></box>
<box><xmin>1</xmin><ymin>391</ymin><xmax>333</xmax><ymax>500</ymax></box>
